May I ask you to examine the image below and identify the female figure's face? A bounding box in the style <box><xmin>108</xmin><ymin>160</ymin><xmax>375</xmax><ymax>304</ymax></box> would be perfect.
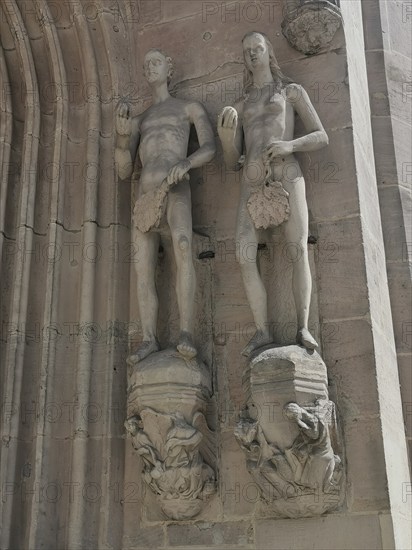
<box><xmin>243</xmin><ymin>33</ymin><xmax>270</xmax><ymax>73</ymax></box>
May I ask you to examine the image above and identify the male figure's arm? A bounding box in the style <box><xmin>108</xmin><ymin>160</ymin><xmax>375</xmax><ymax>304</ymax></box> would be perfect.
<box><xmin>263</xmin><ymin>84</ymin><xmax>329</xmax><ymax>162</ymax></box>
<box><xmin>188</xmin><ymin>101</ymin><xmax>216</xmax><ymax>167</ymax></box>
<box><xmin>115</xmin><ymin>102</ymin><xmax>141</xmax><ymax>180</ymax></box>
<box><xmin>217</xmin><ymin>101</ymin><xmax>243</xmax><ymax>170</ymax></box>
<box><xmin>167</xmin><ymin>101</ymin><xmax>216</xmax><ymax>186</ymax></box>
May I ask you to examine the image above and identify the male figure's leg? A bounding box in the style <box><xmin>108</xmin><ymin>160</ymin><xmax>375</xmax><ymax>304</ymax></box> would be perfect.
<box><xmin>167</xmin><ymin>181</ymin><xmax>197</xmax><ymax>359</ymax></box>
<box><xmin>128</xmin><ymin>226</ymin><xmax>160</xmax><ymax>363</ymax></box>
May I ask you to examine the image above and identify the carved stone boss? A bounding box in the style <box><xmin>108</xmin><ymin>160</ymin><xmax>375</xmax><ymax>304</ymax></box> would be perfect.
<box><xmin>281</xmin><ymin>0</ymin><xmax>342</xmax><ymax>55</ymax></box>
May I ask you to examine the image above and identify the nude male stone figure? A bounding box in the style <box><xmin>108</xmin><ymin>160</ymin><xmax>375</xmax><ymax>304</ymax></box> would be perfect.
<box><xmin>218</xmin><ymin>32</ymin><xmax>329</xmax><ymax>357</ymax></box>
<box><xmin>115</xmin><ymin>49</ymin><xmax>216</xmax><ymax>362</ymax></box>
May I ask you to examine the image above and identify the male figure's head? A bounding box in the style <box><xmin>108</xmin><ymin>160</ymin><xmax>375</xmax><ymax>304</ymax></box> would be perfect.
<box><xmin>143</xmin><ymin>49</ymin><xmax>174</xmax><ymax>87</ymax></box>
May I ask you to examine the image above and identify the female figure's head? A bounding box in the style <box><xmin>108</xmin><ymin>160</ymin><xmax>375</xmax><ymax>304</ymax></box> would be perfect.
<box><xmin>242</xmin><ymin>31</ymin><xmax>292</xmax><ymax>91</ymax></box>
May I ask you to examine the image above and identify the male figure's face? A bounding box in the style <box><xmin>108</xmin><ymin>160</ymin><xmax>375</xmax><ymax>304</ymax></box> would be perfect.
<box><xmin>143</xmin><ymin>50</ymin><xmax>170</xmax><ymax>85</ymax></box>
<box><xmin>243</xmin><ymin>33</ymin><xmax>270</xmax><ymax>73</ymax></box>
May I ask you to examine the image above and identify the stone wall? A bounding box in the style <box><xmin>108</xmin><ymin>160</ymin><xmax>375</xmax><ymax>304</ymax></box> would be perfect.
<box><xmin>0</xmin><ymin>1</ymin><xmax>410</xmax><ymax>549</ymax></box>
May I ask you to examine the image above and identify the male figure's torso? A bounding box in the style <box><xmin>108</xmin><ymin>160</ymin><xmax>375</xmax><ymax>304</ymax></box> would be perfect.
<box><xmin>136</xmin><ymin>97</ymin><xmax>191</xmax><ymax>195</ymax></box>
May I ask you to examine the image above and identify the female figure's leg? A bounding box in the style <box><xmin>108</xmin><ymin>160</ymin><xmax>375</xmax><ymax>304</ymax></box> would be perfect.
<box><xmin>236</xmin><ymin>192</ymin><xmax>272</xmax><ymax>356</ymax></box>
<box><xmin>283</xmin><ymin>175</ymin><xmax>317</xmax><ymax>349</ymax></box>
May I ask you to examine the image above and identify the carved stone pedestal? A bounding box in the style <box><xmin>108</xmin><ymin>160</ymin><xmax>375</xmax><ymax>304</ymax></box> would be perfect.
<box><xmin>235</xmin><ymin>345</ymin><xmax>343</xmax><ymax>518</ymax></box>
<box><xmin>125</xmin><ymin>349</ymin><xmax>216</xmax><ymax>520</ymax></box>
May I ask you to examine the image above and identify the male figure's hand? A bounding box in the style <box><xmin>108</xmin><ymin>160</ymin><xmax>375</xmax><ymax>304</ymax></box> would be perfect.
<box><xmin>166</xmin><ymin>159</ymin><xmax>191</xmax><ymax>187</ymax></box>
<box><xmin>262</xmin><ymin>140</ymin><xmax>294</xmax><ymax>162</ymax></box>
<box><xmin>115</xmin><ymin>101</ymin><xmax>132</xmax><ymax>144</ymax></box>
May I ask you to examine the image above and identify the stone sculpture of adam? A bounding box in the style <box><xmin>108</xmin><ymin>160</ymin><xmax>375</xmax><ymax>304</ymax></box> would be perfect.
<box><xmin>115</xmin><ymin>49</ymin><xmax>216</xmax><ymax>362</ymax></box>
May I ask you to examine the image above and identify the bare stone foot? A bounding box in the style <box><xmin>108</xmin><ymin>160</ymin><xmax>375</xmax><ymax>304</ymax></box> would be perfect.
<box><xmin>242</xmin><ymin>330</ymin><xmax>272</xmax><ymax>357</ymax></box>
<box><xmin>297</xmin><ymin>328</ymin><xmax>318</xmax><ymax>350</ymax></box>
<box><xmin>177</xmin><ymin>331</ymin><xmax>197</xmax><ymax>360</ymax></box>
<box><xmin>127</xmin><ymin>339</ymin><xmax>160</xmax><ymax>365</ymax></box>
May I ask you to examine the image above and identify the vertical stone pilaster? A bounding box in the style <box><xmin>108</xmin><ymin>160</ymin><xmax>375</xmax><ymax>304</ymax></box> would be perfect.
<box><xmin>339</xmin><ymin>2</ymin><xmax>411</xmax><ymax>547</ymax></box>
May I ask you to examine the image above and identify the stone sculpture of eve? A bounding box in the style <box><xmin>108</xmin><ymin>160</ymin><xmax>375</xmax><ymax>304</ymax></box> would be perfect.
<box><xmin>218</xmin><ymin>31</ymin><xmax>329</xmax><ymax>356</ymax></box>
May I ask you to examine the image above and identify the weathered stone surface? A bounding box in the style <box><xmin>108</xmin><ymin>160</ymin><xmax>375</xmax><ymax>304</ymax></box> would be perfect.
<box><xmin>167</xmin><ymin>521</ymin><xmax>253</xmax><ymax>547</ymax></box>
<box><xmin>317</xmin><ymin>217</ymin><xmax>370</xmax><ymax>319</ymax></box>
<box><xmin>282</xmin><ymin>49</ymin><xmax>350</xmax><ymax>132</ymax></box>
<box><xmin>371</xmin><ymin>116</ymin><xmax>399</xmax><ymax>186</ymax></box>
<box><xmin>325</xmin><ymin>323</ymin><xmax>381</xmax><ymax>419</ymax></box>
<box><xmin>219</xmin><ymin>429</ymin><xmax>256</xmax><ymax>518</ymax></box>
<box><xmin>398</xmin><ymin>354</ymin><xmax>412</xmax><ymax>437</ymax></box>
<box><xmin>255</xmin><ymin>514</ymin><xmax>383</xmax><ymax>549</ymax></box>
<box><xmin>344</xmin><ymin>417</ymin><xmax>389</xmax><ymax>512</ymax></box>
<box><xmin>122</xmin><ymin>526</ymin><xmax>166</xmax><ymax>549</ymax></box>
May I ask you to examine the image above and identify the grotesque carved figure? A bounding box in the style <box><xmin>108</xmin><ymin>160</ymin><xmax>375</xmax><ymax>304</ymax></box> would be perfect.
<box><xmin>235</xmin><ymin>398</ymin><xmax>342</xmax><ymax>517</ymax></box>
<box><xmin>125</xmin><ymin>409</ymin><xmax>216</xmax><ymax>520</ymax></box>
<box><xmin>283</xmin><ymin>400</ymin><xmax>341</xmax><ymax>493</ymax></box>
<box><xmin>218</xmin><ymin>32</ymin><xmax>329</xmax><ymax>356</ymax></box>
<box><xmin>116</xmin><ymin>49</ymin><xmax>216</xmax><ymax>363</ymax></box>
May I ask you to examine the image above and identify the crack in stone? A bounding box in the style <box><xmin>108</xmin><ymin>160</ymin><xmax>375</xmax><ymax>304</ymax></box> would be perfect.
<box><xmin>0</xmin><ymin>230</ymin><xmax>16</xmax><ymax>241</ymax></box>
<box><xmin>172</xmin><ymin>61</ymin><xmax>243</xmax><ymax>89</ymax></box>
<box><xmin>1</xmin><ymin>220</ymin><xmax>129</xmax><ymax>241</ymax></box>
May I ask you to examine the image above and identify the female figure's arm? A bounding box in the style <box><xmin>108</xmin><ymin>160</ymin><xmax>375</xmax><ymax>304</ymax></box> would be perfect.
<box><xmin>263</xmin><ymin>84</ymin><xmax>328</xmax><ymax>163</ymax></box>
<box><xmin>217</xmin><ymin>101</ymin><xmax>243</xmax><ymax>170</ymax></box>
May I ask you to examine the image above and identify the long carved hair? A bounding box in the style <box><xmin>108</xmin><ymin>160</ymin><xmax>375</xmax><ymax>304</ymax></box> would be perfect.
<box><xmin>242</xmin><ymin>32</ymin><xmax>292</xmax><ymax>92</ymax></box>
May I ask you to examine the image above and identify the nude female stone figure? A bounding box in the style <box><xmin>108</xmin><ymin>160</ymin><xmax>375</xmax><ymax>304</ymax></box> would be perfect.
<box><xmin>115</xmin><ymin>49</ymin><xmax>216</xmax><ymax>362</ymax></box>
<box><xmin>218</xmin><ymin>32</ymin><xmax>329</xmax><ymax>357</ymax></box>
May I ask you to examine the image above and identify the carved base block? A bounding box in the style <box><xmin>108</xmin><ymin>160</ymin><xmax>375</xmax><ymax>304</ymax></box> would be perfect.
<box><xmin>126</xmin><ymin>349</ymin><xmax>216</xmax><ymax>520</ymax></box>
<box><xmin>243</xmin><ymin>345</ymin><xmax>328</xmax><ymax>448</ymax></box>
<box><xmin>236</xmin><ymin>345</ymin><xmax>344</xmax><ymax>518</ymax></box>
<box><xmin>127</xmin><ymin>348</ymin><xmax>212</xmax><ymax>420</ymax></box>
